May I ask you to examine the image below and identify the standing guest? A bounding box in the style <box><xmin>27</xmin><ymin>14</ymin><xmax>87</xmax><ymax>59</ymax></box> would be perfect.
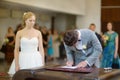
<box><xmin>4</xmin><ymin>27</ymin><xmax>15</xmax><ymax>63</ymax></box>
<box><xmin>53</xmin><ymin>29</ymin><xmax>60</xmax><ymax>59</ymax></box>
<box><xmin>47</xmin><ymin>29</ymin><xmax>54</xmax><ymax>61</ymax></box>
<box><xmin>101</xmin><ymin>22</ymin><xmax>119</xmax><ymax>69</ymax></box>
<box><xmin>14</xmin><ymin>24</ymin><xmax>23</xmax><ymax>35</ymax></box>
<box><xmin>59</xmin><ymin>32</ymin><xmax>66</xmax><ymax>59</ymax></box>
<box><xmin>63</xmin><ymin>29</ymin><xmax>102</xmax><ymax>68</ymax></box>
<box><xmin>8</xmin><ymin>12</ymin><xmax>45</xmax><ymax>75</ymax></box>
<box><xmin>89</xmin><ymin>23</ymin><xmax>103</xmax><ymax>48</ymax></box>
<box><xmin>34</xmin><ymin>23</ymin><xmax>40</xmax><ymax>30</ymax></box>
<box><xmin>41</xmin><ymin>26</ymin><xmax>48</xmax><ymax>61</ymax></box>
<box><xmin>89</xmin><ymin>23</ymin><xmax>103</xmax><ymax>68</ymax></box>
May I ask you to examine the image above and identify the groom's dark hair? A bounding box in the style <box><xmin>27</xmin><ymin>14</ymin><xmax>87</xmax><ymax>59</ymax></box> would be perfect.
<box><xmin>63</xmin><ymin>30</ymin><xmax>78</xmax><ymax>46</ymax></box>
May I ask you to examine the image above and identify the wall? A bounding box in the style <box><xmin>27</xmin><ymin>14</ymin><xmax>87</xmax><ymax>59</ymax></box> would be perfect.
<box><xmin>5</xmin><ymin>0</ymin><xmax>85</xmax><ymax>15</ymax></box>
<box><xmin>54</xmin><ymin>14</ymin><xmax>66</xmax><ymax>32</ymax></box>
<box><xmin>76</xmin><ymin>0</ymin><xmax>101</xmax><ymax>33</ymax></box>
<box><xmin>54</xmin><ymin>14</ymin><xmax>76</xmax><ymax>32</ymax></box>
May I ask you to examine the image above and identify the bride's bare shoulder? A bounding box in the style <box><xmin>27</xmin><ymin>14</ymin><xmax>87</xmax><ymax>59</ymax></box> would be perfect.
<box><xmin>16</xmin><ymin>29</ymin><xmax>24</xmax><ymax>37</ymax></box>
<box><xmin>33</xmin><ymin>29</ymin><xmax>41</xmax><ymax>34</ymax></box>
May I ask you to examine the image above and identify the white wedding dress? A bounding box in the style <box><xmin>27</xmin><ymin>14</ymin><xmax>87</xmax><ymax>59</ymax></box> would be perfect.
<box><xmin>8</xmin><ymin>37</ymin><xmax>43</xmax><ymax>75</ymax></box>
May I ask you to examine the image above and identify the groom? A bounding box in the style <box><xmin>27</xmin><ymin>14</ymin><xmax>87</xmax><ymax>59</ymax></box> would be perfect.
<box><xmin>63</xmin><ymin>29</ymin><xmax>102</xmax><ymax>68</ymax></box>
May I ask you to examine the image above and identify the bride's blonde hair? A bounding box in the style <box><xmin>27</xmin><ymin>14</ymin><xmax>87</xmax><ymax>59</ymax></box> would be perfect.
<box><xmin>22</xmin><ymin>12</ymin><xmax>36</xmax><ymax>27</ymax></box>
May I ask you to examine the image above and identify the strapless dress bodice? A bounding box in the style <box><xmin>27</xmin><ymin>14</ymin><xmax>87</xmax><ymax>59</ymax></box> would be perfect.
<box><xmin>20</xmin><ymin>37</ymin><xmax>38</xmax><ymax>53</ymax></box>
<box><xmin>8</xmin><ymin>37</ymin><xmax>43</xmax><ymax>75</ymax></box>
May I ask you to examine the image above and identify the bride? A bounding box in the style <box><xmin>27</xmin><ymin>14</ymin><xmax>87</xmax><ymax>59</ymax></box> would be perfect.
<box><xmin>8</xmin><ymin>12</ymin><xmax>45</xmax><ymax>75</ymax></box>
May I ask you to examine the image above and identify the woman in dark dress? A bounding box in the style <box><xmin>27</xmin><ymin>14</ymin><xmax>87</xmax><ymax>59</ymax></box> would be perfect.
<box><xmin>5</xmin><ymin>27</ymin><xmax>15</xmax><ymax>63</ymax></box>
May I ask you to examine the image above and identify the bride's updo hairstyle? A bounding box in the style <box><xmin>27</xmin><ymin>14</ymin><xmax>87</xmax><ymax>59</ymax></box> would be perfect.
<box><xmin>22</xmin><ymin>12</ymin><xmax>36</xmax><ymax>27</ymax></box>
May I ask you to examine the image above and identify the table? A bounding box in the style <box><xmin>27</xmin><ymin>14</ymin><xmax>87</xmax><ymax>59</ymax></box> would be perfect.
<box><xmin>12</xmin><ymin>66</ymin><xmax>120</xmax><ymax>80</ymax></box>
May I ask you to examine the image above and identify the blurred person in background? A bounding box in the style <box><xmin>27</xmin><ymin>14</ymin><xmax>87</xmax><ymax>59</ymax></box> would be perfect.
<box><xmin>53</xmin><ymin>29</ymin><xmax>60</xmax><ymax>59</ymax></box>
<box><xmin>89</xmin><ymin>23</ymin><xmax>103</xmax><ymax>48</ymax></box>
<box><xmin>89</xmin><ymin>23</ymin><xmax>104</xmax><ymax>68</ymax></box>
<box><xmin>3</xmin><ymin>27</ymin><xmax>15</xmax><ymax>63</ymax></box>
<box><xmin>41</xmin><ymin>26</ymin><xmax>48</xmax><ymax>62</ymax></box>
<box><xmin>14</xmin><ymin>24</ymin><xmax>23</xmax><ymax>35</ymax></box>
<box><xmin>47</xmin><ymin>29</ymin><xmax>54</xmax><ymax>61</ymax></box>
<box><xmin>101</xmin><ymin>22</ymin><xmax>119</xmax><ymax>69</ymax></box>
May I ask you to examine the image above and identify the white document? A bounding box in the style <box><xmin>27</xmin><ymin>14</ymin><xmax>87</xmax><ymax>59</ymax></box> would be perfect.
<box><xmin>61</xmin><ymin>66</ymin><xmax>77</xmax><ymax>69</ymax></box>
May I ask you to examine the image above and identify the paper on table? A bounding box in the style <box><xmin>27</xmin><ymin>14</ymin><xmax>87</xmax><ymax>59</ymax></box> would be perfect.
<box><xmin>61</xmin><ymin>66</ymin><xmax>77</xmax><ymax>69</ymax></box>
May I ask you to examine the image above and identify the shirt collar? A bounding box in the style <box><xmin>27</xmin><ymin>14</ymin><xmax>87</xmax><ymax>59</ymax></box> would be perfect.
<box><xmin>76</xmin><ymin>30</ymin><xmax>81</xmax><ymax>40</ymax></box>
<box><xmin>75</xmin><ymin>30</ymin><xmax>82</xmax><ymax>50</ymax></box>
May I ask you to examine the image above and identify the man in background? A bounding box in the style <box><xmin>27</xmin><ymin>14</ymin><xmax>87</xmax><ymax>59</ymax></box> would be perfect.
<box><xmin>89</xmin><ymin>23</ymin><xmax>103</xmax><ymax>48</ymax></box>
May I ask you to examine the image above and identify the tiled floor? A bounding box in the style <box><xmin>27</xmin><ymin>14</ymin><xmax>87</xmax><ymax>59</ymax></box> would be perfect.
<box><xmin>0</xmin><ymin>52</ymin><xmax>9</xmax><ymax>71</ymax></box>
<box><xmin>0</xmin><ymin>53</ymin><xmax>12</xmax><ymax>80</ymax></box>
